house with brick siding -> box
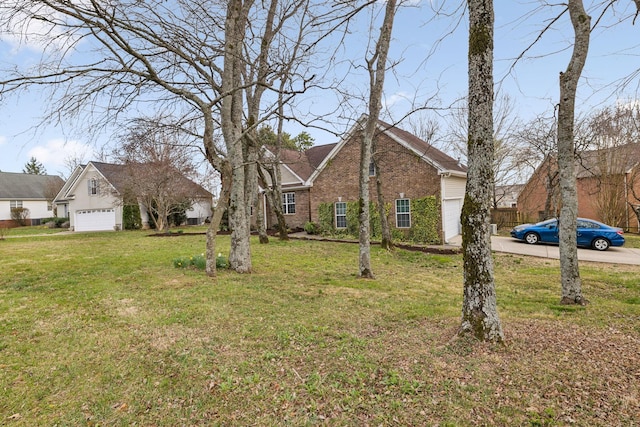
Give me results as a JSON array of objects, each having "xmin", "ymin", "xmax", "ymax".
[
  {"xmin": 259, "ymin": 116, "xmax": 468, "ymax": 244},
  {"xmin": 517, "ymin": 143, "xmax": 640, "ymax": 232}
]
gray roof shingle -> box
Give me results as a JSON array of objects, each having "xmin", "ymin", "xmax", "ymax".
[{"xmin": 0, "ymin": 172, "xmax": 64, "ymax": 200}]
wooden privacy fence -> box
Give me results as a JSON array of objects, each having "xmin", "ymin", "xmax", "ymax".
[{"xmin": 490, "ymin": 208, "xmax": 520, "ymax": 230}]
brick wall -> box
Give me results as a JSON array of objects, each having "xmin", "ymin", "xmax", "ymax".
[
  {"xmin": 518, "ymin": 159, "xmax": 640, "ymax": 231},
  {"xmin": 309, "ymin": 131, "xmax": 442, "ymax": 229}
]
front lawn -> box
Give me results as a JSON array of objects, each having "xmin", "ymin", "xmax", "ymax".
[{"xmin": 1, "ymin": 231, "xmax": 638, "ymax": 425}]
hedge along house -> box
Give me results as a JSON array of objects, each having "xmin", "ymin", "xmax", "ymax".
[
  {"xmin": 54, "ymin": 161, "xmax": 213, "ymax": 232},
  {"xmin": 259, "ymin": 116, "xmax": 468, "ymax": 244}
]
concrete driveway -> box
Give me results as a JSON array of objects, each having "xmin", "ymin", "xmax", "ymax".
[{"xmin": 449, "ymin": 235, "xmax": 640, "ymax": 266}]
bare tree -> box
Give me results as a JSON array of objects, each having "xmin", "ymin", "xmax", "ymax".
[
  {"xmin": 556, "ymin": 0, "xmax": 590, "ymax": 306},
  {"xmin": 357, "ymin": 0, "xmax": 398, "ymax": 278},
  {"xmin": 445, "ymin": 94, "xmax": 522, "ymax": 208},
  {"xmin": 0, "ymin": 0, "xmax": 329, "ymax": 276},
  {"xmin": 113, "ymin": 118, "xmax": 202, "ymax": 232},
  {"xmin": 581, "ymin": 104, "xmax": 640, "ymax": 227},
  {"xmin": 460, "ymin": 0, "xmax": 503, "ymax": 342},
  {"xmin": 515, "ymin": 114, "xmax": 560, "ymax": 221}
]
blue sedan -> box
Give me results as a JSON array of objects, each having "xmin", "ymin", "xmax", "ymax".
[{"xmin": 510, "ymin": 218, "xmax": 625, "ymax": 251}]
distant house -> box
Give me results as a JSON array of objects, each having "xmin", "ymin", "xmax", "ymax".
[
  {"xmin": 494, "ymin": 184, "xmax": 524, "ymax": 208},
  {"xmin": 518, "ymin": 143, "xmax": 640, "ymax": 231},
  {"xmin": 54, "ymin": 161, "xmax": 212, "ymax": 232},
  {"xmin": 0, "ymin": 172, "xmax": 64, "ymax": 227},
  {"xmin": 259, "ymin": 116, "xmax": 467, "ymax": 244}
]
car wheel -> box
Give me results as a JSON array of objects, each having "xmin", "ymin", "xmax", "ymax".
[
  {"xmin": 592, "ymin": 237, "xmax": 610, "ymax": 251},
  {"xmin": 524, "ymin": 232, "xmax": 539, "ymax": 245}
]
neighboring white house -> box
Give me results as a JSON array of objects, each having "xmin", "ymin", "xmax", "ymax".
[
  {"xmin": 54, "ymin": 161, "xmax": 212, "ymax": 232},
  {"xmin": 0, "ymin": 172, "xmax": 64, "ymax": 226}
]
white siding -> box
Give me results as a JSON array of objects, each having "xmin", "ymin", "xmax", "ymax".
[
  {"xmin": 0, "ymin": 200, "xmax": 52, "ymax": 221},
  {"xmin": 441, "ymin": 175, "xmax": 466, "ymax": 242},
  {"xmin": 67, "ymin": 165, "xmax": 122, "ymax": 230},
  {"xmin": 187, "ymin": 199, "xmax": 212, "ymax": 224},
  {"xmin": 0, "ymin": 200, "xmax": 11, "ymax": 221}
]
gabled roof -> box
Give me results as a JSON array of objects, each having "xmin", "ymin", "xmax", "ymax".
[
  {"xmin": 262, "ymin": 143, "xmax": 338, "ymax": 186},
  {"xmin": 54, "ymin": 161, "xmax": 212, "ymax": 202},
  {"xmin": 378, "ymin": 119, "xmax": 467, "ymax": 175},
  {"xmin": 305, "ymin": 116, "xmax": 466, "ymax": 185},
  {"xmin": 576, "ymin": 143, "xmax": 640, "ymax": 178},
  {"xmin": 0, "ymin": 172, "xmax": 64, "ymax": 200}
]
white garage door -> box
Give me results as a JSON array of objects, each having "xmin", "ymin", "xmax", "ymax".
[
  {"xmin": 443, "ymin": 199, "xmax": 462, "ymax": 242},
  {"xmin": 75, "ymin": 208, "xmax": 116, "ymax": 232}
]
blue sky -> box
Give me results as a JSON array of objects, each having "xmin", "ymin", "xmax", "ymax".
[{"xmin": 0, "ymin": 1, "xmax": 638, "ymax": 176}]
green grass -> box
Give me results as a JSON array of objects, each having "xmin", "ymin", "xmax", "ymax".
[
  {"xmin": 623, "ymin": 232, "xmax": 640, "ymax": 248},
  {"xmin": 1, "ymin": 225, "xmax": 69, "ymax": 237},
  {"xmin": 1, "ymin": 231, "xmax": 638, "ymax": 425}
]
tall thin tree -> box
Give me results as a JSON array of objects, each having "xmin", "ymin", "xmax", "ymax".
[
  {"xmin": 557, "ymin": 0, "xmax": 590, "ymax": 305},
  {"xmin": 358, "ymin": 0, "xmax": 397, "ymax": 278},
  {"xmin": 460, "ymin": 0, "xmax": 503, "ymax": 342}
]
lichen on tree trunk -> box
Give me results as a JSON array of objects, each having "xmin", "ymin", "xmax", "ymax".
[
  {"xmin": 460, "ymin": 0, "xmax": 503, "ymax": 343},
  {"xmin": 557, "ymin": 0, "xmax": 590, "ymax": 305}
]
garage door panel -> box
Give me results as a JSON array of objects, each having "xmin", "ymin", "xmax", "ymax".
[
  {"xmin": 75, "ymin": 208, "xmax": 116, "ymax": 232},
  {"xmin": 443, "ymin": 199, "xmax": 462, "ymax": 242}
]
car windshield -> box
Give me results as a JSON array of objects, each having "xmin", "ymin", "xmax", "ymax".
[{"xmin": 534, "ymin": 219, "xmax": 557, "ymax": 227}]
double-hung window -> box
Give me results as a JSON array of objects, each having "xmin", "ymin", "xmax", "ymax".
[
  {"xmin": 282, "ymin": 192, "xmax": 296, "ymax": 214},
  {"xmin": 10, "ymin": 200, "xmax": 23, "ymax": 209},
  {"xmin": 335, "ymin": 201, "xmax": 347, "ymax": 229},
  {"xmin": 88, "ymin": 178, "xmax": 98, "ymax": 196},
  {"xmin": 395, "ymin": 198, "xmax": 411, "ymax": 228},
  {"xmin": 368, "ymin": 161, "xmax": 376, "ymax": 177}
]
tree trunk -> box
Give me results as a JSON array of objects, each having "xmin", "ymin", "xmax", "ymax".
[
  {"xmin": 358, "ymin": 0, "xmax": 396, "ymax": 278},
  {"xmin": 228, "ymin": 146, "xmax": 252, "ymax": 273},
  {"xmin": 375, "ymin": 158, "xmax": 394, "ymax": 251},
  {"xmin": 358, "ymin": 126, "xmax": 374, "ymax": 278},
  {"xmin": 221, "ymin": 0, "xmax": 252, "ymax": 274},
  {"xmin": 256, "ymin": 190, "xmax": 270, "ymax": 244},
  {"xmin": 460, "ymin": 0, "xmax": 503, "ymax": 342},
  {"xmin": 557, "ymin": 0, "xmax": 590, "ymax": 305},
  {"xmin": 258, "ymin": 164, "xmax": 289, "ymax": 241},
  {"xmin": 206, "ymin": 162, "xmax": 232, "ymax": 277}
]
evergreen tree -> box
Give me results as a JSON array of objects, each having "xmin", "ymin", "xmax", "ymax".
[{"xmin": 23, "ymin": 157, "xmax": 47, "ymax": 175}]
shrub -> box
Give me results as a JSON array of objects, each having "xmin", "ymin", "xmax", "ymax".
[
  {"xmin": 304, "ymin": 222, "xmax": 320, "ymax": 235},
  {"xmin": 123, "ymin": 205, "xmax": 142, "ymax": 230},
  {"xmin": 40, "ymin": 217, "xmax": 70, "ymax": 228},
  {"xmin": 173, "ymin": 253, "xmax": 228, "ymax": 270},
  {"xmin": 10, "ymin": 207, "xmax": 30, "ymax": 226}
]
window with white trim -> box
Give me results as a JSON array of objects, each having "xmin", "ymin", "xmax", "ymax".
[
  {"xmin": 368, "ymin": 161, "xmax": 376, "ymax": 177},
  {"xmin": 10, "ymin": 200, "xmax": 23, "ymax": 209},
  {"xmin": 47, "ymin": 202, "xmax": 53, "ymax": 211},
  {"xmin": 335, "ymin": 201, "xmax": 347, "ymax": 229},
  {"xmin": 395, "ymin": 198, "xmax": 411, "ymax": 228},
  {"xmin": 282, "ymin": 192, "xmax": 296, "ymax": 214},
  {"xmin": 88, "ymin": 178, "xmax": 98, "ymax": 196}
]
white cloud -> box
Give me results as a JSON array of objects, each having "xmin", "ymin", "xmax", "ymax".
[
  {"xmin": 27, "ymin": 138, "xmax": 95, "ymax": 172},
  {"xmin": 1, "ymin": 7, "xmax": 77, "ymax": 54},
  {"xmin": 0, "ymin": 135, "xmax": 6, "ymax": 146},
  {"xmin": 383, "ymin": 91, "xmax": 412, "ymax": 109}
]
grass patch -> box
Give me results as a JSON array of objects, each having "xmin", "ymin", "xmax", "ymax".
[
  {"xmin": 3, "ymin": 225, "xmax": 68, "ymax": 236},
  {"xmin": 0, "ymin": 231, "xmax": 638, "ymax": 425}
]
